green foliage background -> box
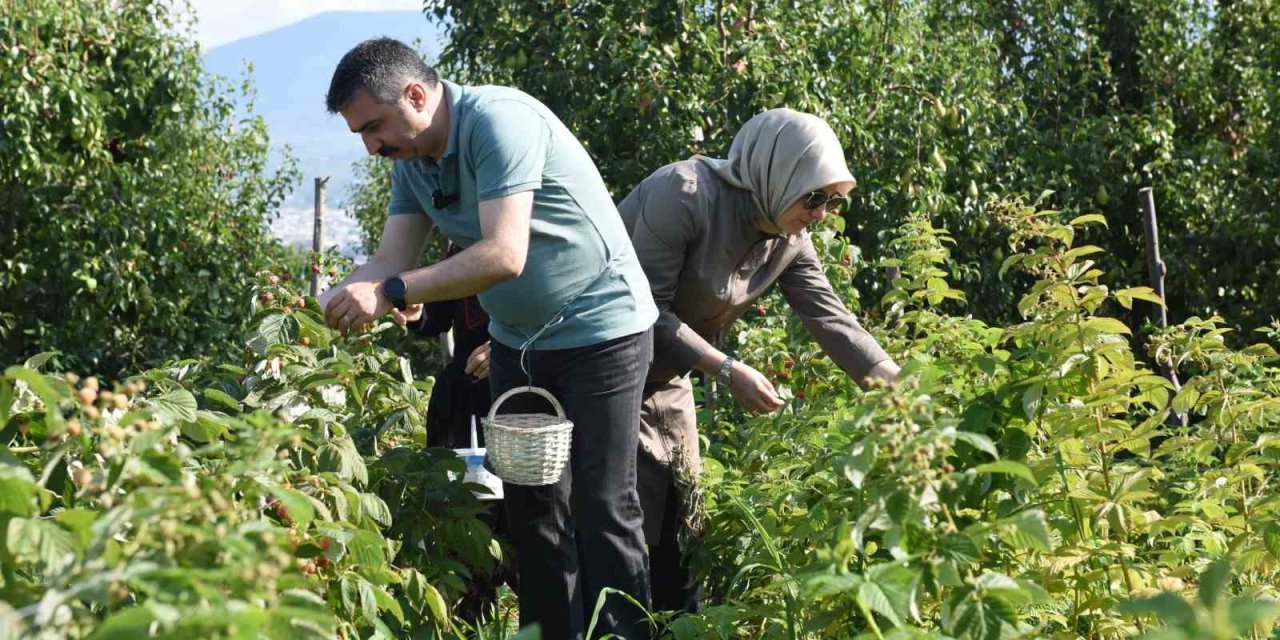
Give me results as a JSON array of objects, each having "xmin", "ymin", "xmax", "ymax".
[
  {"xmin": 0, "ymin": 0, "xmax": 299, "ymax": 375},
  {"xmin": 406, "ymin": 0, "xmax": 1279, "ymax": 334}
]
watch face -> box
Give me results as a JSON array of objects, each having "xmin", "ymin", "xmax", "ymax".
[
  {"xmin": 717, "ymin": 358, "xmax": 734, "ymax": 384},
  {"xmin": 385, "ymin": 277, "xmax": 407, "ymax": 309}
]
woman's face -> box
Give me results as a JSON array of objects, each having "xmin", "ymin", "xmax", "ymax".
[{"xmin": 764, "ymin": 181, "xmax": 854, "ymax": 235}]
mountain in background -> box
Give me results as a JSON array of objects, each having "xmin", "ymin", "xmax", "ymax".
[{"xmin": 203, "ymin": 11, "xmax": 444, "ymax": 254}]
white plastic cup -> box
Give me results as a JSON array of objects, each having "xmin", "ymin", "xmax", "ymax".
[{"xmin": 452, "ymin": 446, "xmax": 504, "ymax": 501}]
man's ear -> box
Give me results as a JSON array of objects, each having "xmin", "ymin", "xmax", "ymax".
[{"xmin": 405, "ymin": 82, "xmax": 429, "ymax": 111}]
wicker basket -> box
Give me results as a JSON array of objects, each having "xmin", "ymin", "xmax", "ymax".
[{"xmin": 482, "ymin": 386, "xmax": 573, "ymax": 486}]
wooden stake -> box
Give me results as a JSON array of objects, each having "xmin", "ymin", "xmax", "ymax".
[
  {"xmin": 885, "ymin": 249, "xmax": 901, "ymax": 289},
  {"xmin": 1140, "ymin": 187, "xmax": 1185, "ymax": 427},
  {"xmin": 1139, "ymin": 188, "xmax": 1169, "ymax": 330},
  {"xmin": 707, "ymin": 378, "xmax": 719, "ymax": 434},
  {"xmin": 311, "ymin": 177, "xmax": 329, "ymax": 297}
]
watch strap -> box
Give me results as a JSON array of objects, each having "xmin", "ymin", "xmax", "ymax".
[
  {"xmin": 382, "ymin": 276, "xmax": 408, "ymax": 311},
  {"xmin": 716, "ymin": 355, "xmax": 736, "ymax": 386}
]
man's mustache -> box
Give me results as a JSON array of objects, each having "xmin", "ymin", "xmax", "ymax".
[{"xmin": 377, "ymin": 146, "xmax": 401, "ymax": 157}]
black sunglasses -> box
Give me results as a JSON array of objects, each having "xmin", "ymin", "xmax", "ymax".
[{"xmin": 801, "ymin": 190, "xmax": 851, "ymax": 211}]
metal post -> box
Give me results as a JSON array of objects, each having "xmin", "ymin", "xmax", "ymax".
[{"xmin": 311, "ymin": 177, "xmax": 329, "ymax": 297}]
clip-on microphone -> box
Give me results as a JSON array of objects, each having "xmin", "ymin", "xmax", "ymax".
[{"xmin": 432, "ymin": 190, "xmax": 459, "ymax": 209}]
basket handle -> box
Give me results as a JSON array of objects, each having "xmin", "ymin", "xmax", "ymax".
[{"xmin": 488, "ymin": 385, "xmax": 567, "ymax": 422}]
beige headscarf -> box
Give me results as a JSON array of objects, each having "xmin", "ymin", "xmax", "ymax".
[{"xmin": 697, "ymin": 108, "xmax": 856, "ymax": 222}]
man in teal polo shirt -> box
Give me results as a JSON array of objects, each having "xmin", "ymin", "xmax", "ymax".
[{"xmin": 322, "ymin": 38, "xmax": 657, "ymax": 639}]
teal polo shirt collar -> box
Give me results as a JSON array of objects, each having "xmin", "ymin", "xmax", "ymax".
[{"xmin": 422, "ymin": 79, "xmax": 465, "ymax": 170}]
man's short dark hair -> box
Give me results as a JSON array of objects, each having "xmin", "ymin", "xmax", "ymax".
[{"xmin": 326, "ymin": 37, "xmax": 440, "ymax": 114}]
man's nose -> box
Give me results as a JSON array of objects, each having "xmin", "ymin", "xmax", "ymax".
[{"xmin": 361, "ymin": 132, "xmax": 378, "ymax": 155}]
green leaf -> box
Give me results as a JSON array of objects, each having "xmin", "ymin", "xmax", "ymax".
[
  {"xmin": 358, "ymin": 493, "xmax": 392, "ymax": 528},
  {"xmin": 358, "ymin": 578, "xmax": 379, "ymax": 624},
  {"xmin": 294, "ymin": 311, "xmax": 334, "ymax": 348},
  {"xmin": 300, "ymin": 407, "xmax": 340, "ymax": 424},
  {"xmin": 181, "ymin": 410, "xmax": 232, "ymax": 443},
  {"xmin": 348, "ymin": 528, "xmax": 388, "ymax": 569},
  {"xmin": 423, "ymin": 580, "xmax": 449, "ymax": 625},
  {"xmin": 262, "ymin": 604, "xmax": 335, "ymax": 638},
  {"xmin": 1228, "ymin": 597, "xmax": 1280, "ymax": 632},
  {"xmin": 1114, "ymin": 286, "xmax": 1165, "ymax": 310},
  {"xmin": 55, "ymin": 508, "xmax": 98, "ymax": 553},
  {"xmin": 398, "ymin": 356, "xmax": 413, "ymax": 384},
  {"xmin": 0, "ymin": 463, "xmax": 38, "ymax": 517},
  {"xmin": 839, "ymin": 440, "xmax": 878, "ymax": 489},
  {"xmin": 1118, "ymin": 592, "xmax": 1195, "ymax": 626},
  {"xmin": 974, "ymin": 461, "xmax": 1037, "ymax": 486},
  {"xmin": 1083, "ymin": 317, "xmax": 1132, "ymax": 336},
  {"xmin": 7, "ymin": 517, "xmax": 75, "ymax": 571},
  {"xmin": 974, "ymin": 572, "xmax": 1020, "ymax": 592},
  {"xmin": 998, "ymin": 253, "xmax": 1024, "ymax": 279},
  {"xmin": 22, "ymin": 352, "xmax": 57, "ymax": 371},
  {"xmin": 859, "ymin": 563, "xmax": 915, "ymax": 628},
  {"xmin": 1171, "ymin": 385, "xmax": 1201, "ymax": 415},
  {"xmin": 1264, "ymin": 524, "xmax": 1280, "ymax": 560},
  {"xmin": 1068, "ymin": 214, "xmax": 1108, "ymax": 227},
  {"xmin": 330, "ymin": 487, "xmax": 352, "ymax": 521},
  {"xmin": 267, "ymin": 486, "xmax": 316, "ymax": 531},
  {"xmin": 946, "ymin": 587, "xmax": 1015, "ymax": 640},
  {"xmin": 1198, "ymin": 558, "xmax": 1232, "ymax": 608},
  {"xmin": 89, "ymin": 602, "xmax": 181, "ymax": 640},
  {"xmin": 999, "ymin": 509, "xmax": 1052, "ymax": 551},
  {"xmin": 0, "ymin": 378, "xmax": 14, "ymax": 430},
  {"xmin": 402, "ymin": 569, "xmax": 426, "ymax": 607},
  {"xmin": 1021, "ymin": 383, "xmax": 1043, "ymax": 420},
  {"xmin": 340, "ymin": 573, "xmax": 360, "ymax": 618},
  {"xmin": 249, "ymin": 314, "xmax": 293, "ymax": 354},
  {"xmin": 149, "ymin": 389, "xmax": 198, "ymax": 424},
  {"xmin": 318, "ymin": 437, "xmax": 368, "ymax": 485},
  {"xmin": 280, "ymin": 588, "xmax": 329, "ymax": 610},
  {"xmin": 4, "ymin": 367, "xmax": 63, "ymax": 422},
  {"xmin": 1063, "ymin": 245, "xmax": 1105, "ymax": 262},
  {"xmin": 294, "ymin": 541, "xmax": 324, "ymax": 559},
  {"xmin": 937, "ymin": 533, "xmax": 979, "ymax": 565},
  {"xmin": 802, "ymin": 572, "xmax": 863, "ymax": 600},
  {"xmin": 201, "ymin": 388, "xmax": 240, "ymax": 411},
  {"xmin": 955, "ymin": 431, "xmax": 998, "ymax": 459},
  {"xmin": 371, "ymin": 582, "xmax": 405, "ymax": 625}
]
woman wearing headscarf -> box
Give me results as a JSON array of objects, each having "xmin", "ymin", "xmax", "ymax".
[{"xmin": 617, "ymin": 108, "xmax": 901, "ymax": 612}]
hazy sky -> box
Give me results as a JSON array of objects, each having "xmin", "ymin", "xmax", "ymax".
[{"xmin": 190, "ymin": 0, "xmax": 424, "ymax": 49}]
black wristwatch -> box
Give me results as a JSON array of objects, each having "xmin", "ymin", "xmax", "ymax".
[{"xmin": 381, "ymin": 276, "xmax": 408, "ymax": 311}]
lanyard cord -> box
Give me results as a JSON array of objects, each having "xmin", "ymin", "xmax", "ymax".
[{"xmin": 515, "ymin": 255, "xmax": 622, "ymax": 386}]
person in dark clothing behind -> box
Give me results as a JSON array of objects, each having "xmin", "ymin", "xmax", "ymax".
[
  {"xmin": 408, "ymin": 246, "xmax": 496, "ymax": 450},
  {"xmin": 400, "ymin": 244, "xmax": 512, "ymax": 622}
]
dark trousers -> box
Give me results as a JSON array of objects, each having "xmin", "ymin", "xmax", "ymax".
[
  {"xmin": 647, "ymin": 476, "xmax": 702, "ymax": 614},
  {"xmin": 489, "ymin": 329, "xmax": 654, "ymax": 640}
]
